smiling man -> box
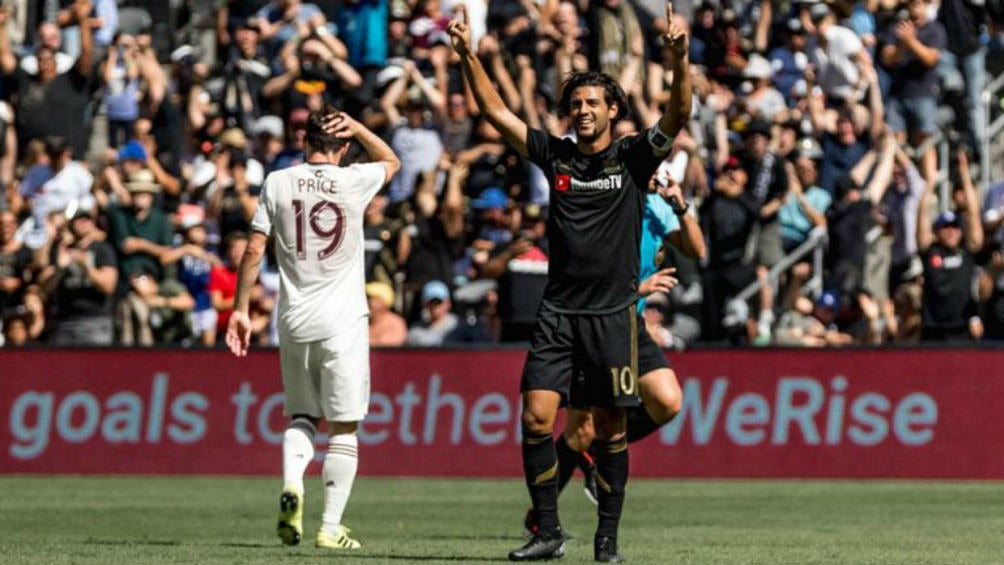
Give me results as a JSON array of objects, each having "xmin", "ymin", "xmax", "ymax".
[{"xmin": 448, "ymin": 2, "xmax": 691, "ymax": 561}]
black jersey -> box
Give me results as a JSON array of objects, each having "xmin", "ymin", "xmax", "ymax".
[
  {"xmin": 921, "ymin": 244, "xmax": 976, "ymax": 330},
  {"xmin": 526, "ymin": 128, "xmax": 662, "ymax": 314}
]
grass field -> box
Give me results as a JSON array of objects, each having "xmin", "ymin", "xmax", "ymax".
[{"xmin": 0, "ymin": 477, "xmax": 1000, "ymax": 565}]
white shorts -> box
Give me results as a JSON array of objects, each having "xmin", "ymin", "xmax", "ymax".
[
  {"xmin": 191, "ymin": 308, "xmax": 218, "ymax": 337},
  {"xmin": 280, "ymin": 315, "xmax": 370, "ymax": 422}
]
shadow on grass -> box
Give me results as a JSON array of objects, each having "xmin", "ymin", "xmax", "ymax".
[
  {"xmin": 84, "ymin": 539, "xmax": 180, "ymax": 546},
  {"xmin": 353, "ymin": 554, "xmax": 502, "ymax": 562}
]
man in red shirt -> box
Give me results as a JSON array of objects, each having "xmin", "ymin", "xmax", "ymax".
[{"xmin": 210, "ymin": 232, "xmax": 249, "ymax": 338}]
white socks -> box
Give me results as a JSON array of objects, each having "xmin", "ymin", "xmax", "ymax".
[
  {"xmin": 282, "ymin": 418, "xmax": 317, "ymax": 492},
  {"xmin": 321, "ymin": 433, "xmax": 359, "ymax": 534}
]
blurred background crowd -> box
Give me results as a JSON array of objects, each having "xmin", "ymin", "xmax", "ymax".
[{"xmin": 2, "ymin": 0, "xmax": 1004, "ymax": 349}]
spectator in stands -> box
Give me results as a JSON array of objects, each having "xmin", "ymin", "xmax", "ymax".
[
  {"xmin": 769, "ymin": 18, "xmax": 810, "ymax": 106},
  {"xmin": 916, "ymin": 151, "xmax": 984, "ymax": 341},
  {"xmin": 106, "ymin": 169, "xmax": 174, "ymax": 292},
  {"xmin": 879, "ymin": 0, "xmax": 946, "ymax": 187},
  {"xmin": 742, "ymin": 55, "xmax": 786, "ymax": 121},
  {"xmin": 699, "ymin": 156, "xmax": 761, "ymax": 342},
  {"xmin": 779, "ymin": 137, "xmax": 830, "ymax": 253},
  {"xmin": 210, "ymin": 231, "xmax": 249, "ymax": 343},
  {"xmin": 478, "ymin": 202, "xmax": 548, "ymax": 343},
  {"xmin": 0, "ymin": 210, "xmax": 34, "ymax": 313},
  {"xmin": 406, "ymin": 279, "xmax": 460, "ymax": 346},
  {"xmin": 117, "ymin": 264, "xmax": 196, "ymax": 346},
  {"xmin": 19, "ymin": 22, "xmax": 73, "ymax": 76},
  {"xmin": 825, "ymin": 135, "xmax": 895, "ymax": 312},
  {"xmin": 273, "ymin": 108, "xmax": 309, "ymax": 170},
  {"xmin": 774, "ymin": 289, "xmax": 854, "ymax": 347},
  {"xmin": 366, "ymin": 281, "xmax": 407, "ymax": 347},
  {"xmin": 218, "ymin": 18, "xmax": 271, "ymax": 129},
  {"xmin": 37, "ymin": 209, "xmax": 118, "ymax": 345},
  {"xmin": 255, "ymin": 0, "xmax": 327, "ymax": 55},
  {"xmin": 100, "ymin": 33, "xmax": 142, "ymax": 148},
  {"xmin": 161, "ymin": 209, "xmax": 220, "ymax": 346},
  {"xmin": 742, "ymin": 120, "xmax": 788, "ymax": 269},
  {"xmin": 20, "ymin": 137, "xmax": 94, "ymax": 226},
  {"xmin": 206, "ymin": 134, "xmax": 264, "ymax": 241},
  {"xmin": 403, "ymin": 162, "xmax": 464, "ymax": 311},
  {"xmin": 938, "ymin": 0, "xmax": 988, "ymax": 152},
  {"xmin": 0, "ymin": 1, "xmax": 95, "ymax": 158},
  {"xmin": 810, "ymin": 64, "xmax": 884, "ymax": 195},
  {"xmin": 880, "ymin": 142, "xmax": 926, "ymax": 295},
  {"xmin": 363, "ymin": 190, "xmax": 410, "ymax": 287},
  {"xmin": 981, "ymin": 249, "xmax": 1004, "ymax": 341},
  {"xmin": 442, "ymin": 91, "xmax": 474, "ymax": 157},
  {"xmin": 251, "ymin": 115, "xmax": 286, "ymax": 173},
  {"xmin": 381, "ymin": 60, "xmax": 445, "ymax": 202},
  {"xmin": 807, "ymin": 3, "xmax": 869, "ymax": 103}
]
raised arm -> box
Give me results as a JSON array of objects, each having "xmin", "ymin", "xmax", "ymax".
[
  {"xmin": 324, "ymin": 111, "xmax": 401, "ymax": 185},
  {"xmin": 957, "ymin": 150, "xmax": 984, "ymax": 254},
  {"xmin": 655, "ymin": 1, "xmax": 692, "ymax": 152},
  {"xmin": 0, "ymin": 8, "xmax": 16, "ymax": 76},
  {"xmin": 448, "ymin": 6, "xmax": 529, "ymax": 157}
]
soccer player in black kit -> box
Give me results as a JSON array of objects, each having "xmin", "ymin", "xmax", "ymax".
[{"xmin": 449, "ymin": 2, "xmax": 691, "ymax": 562}]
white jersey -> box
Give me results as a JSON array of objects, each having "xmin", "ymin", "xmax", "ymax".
[{"xmin": 251, "ymin": 161, "xmax": 386, "ymax": 342}]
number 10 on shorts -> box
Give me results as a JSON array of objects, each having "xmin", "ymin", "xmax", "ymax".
[{"xmin": 610, "ymin": 366, "xmax": 637, "ymax": 397}]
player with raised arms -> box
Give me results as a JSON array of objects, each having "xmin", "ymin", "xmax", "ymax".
[
  {"xmin": 448, "ymin": 2, "xmax": 691, "ymax": 561},
  {"xmin": 226, "ymin": 104, "xmax": 400, "ymax": 551}
]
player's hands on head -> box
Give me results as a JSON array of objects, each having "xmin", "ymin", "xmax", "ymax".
[
  {"xmin": 323, "ymin": 111, "xmax": 362, "ymax": 139},
  {"xmin": 226, "ymin": 310, "xmax": 253, "ymax": 357},
  {"xmin": 446, "ymin": 4, "xmax": 472, "ymax": 55},
  {"xmin": 639, "ymin": 267, "xmax": 678, "ymax": 296},
  {"xmin": 664, "ymin": 1, "xmax": 689, "ymax": 57}
]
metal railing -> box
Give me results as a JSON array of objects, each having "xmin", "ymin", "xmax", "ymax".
[
  {"xmin": 725, "ymin": 227, "xmax": 828, "ymax": 324},
  {"xmin": 982, "ymin": 71, "xmax": 1004, "ymax": 191}
]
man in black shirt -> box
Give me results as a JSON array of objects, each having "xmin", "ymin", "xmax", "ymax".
[
  {"xmin": 0, "ymin": 1, "xmax": 95, "ymax": 158},
  {"xmin": 449, "ymin": 2, "xmax": 691, "ymax": 561},
  {"xmin": 916, "ymin": 152, "xmax": 985, "ymax": 340}
]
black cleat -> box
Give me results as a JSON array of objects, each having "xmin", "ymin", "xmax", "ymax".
[
  {"xmin": 509, "ymin": 530, "xmax": 566, "ymax": 561},
  {"xmin": 594, "ymin": 536, "xmax": 624, "ymax": 562}
]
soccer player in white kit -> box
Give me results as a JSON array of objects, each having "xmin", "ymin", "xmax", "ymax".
[{"xmin": 226, "ymin": 105, "xmax": 400, "ymax": 550}]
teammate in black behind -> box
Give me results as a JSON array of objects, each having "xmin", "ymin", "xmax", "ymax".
[{"xmin": 449, "ymin": 3, "xmax": 691, "ymax": 562}]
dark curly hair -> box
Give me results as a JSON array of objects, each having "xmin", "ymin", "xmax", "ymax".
[
  {"xmin": 305, "ymin": 103, "xmax": 349, "ymax": 154},
  {"xmin": 557, "ymin": 71, "xmax": 630, "ymax": 123}
]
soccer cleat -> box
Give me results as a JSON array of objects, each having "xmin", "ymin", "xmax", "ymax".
[
  {"xmin": 276, "ymin": 484, "xmax": 303, "ymax": 546},
  {"xmin": 316, "ymin": 525, "xmax": 361, "ymax": 549},
  {"xmin": 509, "ymin": 529, "xmax": 566, "ymax": 561},
  {"xmin": 594, "ymin": 536, "xmax": 624, "ymax": 562}
]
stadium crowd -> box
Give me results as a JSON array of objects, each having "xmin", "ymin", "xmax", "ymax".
[{"xmin": 1, "ymin": 0, "xmax": 1004, "ymax": 349}]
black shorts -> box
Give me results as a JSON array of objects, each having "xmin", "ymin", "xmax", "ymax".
[{"xmin": 521, "ymin": 305, "xmax": 669, "ymax": 408}]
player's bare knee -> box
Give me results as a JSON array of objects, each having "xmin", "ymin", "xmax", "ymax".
[
  {"xmin": 521, "ymin": 390, "xmax": 560, "ymax": 435},
  {"xmin": 521, "ymin": 408, "xmax": 555, "ymax": 435}
]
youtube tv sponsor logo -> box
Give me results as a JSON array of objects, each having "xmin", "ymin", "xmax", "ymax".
[{"xmin": 1, "ymin": 349, "xmax": 1001, "ymax": 478}]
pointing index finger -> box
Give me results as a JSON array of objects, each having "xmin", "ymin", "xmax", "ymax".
[
  {"xmin": 666, "ymin": 0, "xmax": 673, "ymax": 23},
  {"xmin": 460, "ymin": 3, "xmax": 468, "ymax": 25}
]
